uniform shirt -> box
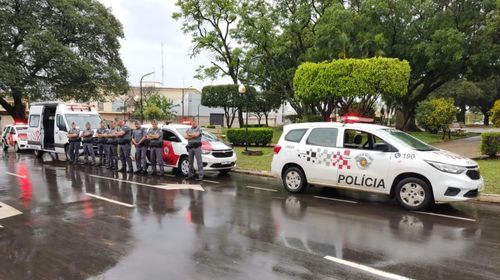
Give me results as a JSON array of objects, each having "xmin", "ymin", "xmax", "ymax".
[
  {"xmin": 133, "ymin": 128, "xmax": 146, "ymax": 144},
  {"xmin": 186, "ymin": 126, "xmax": 202, "ymax": 144},
  {"xmin": 96, "ymin": 127, "xmax": 108, "ymax": 143},
  {"xmin": 119, "ymin": 124, "xmax": 132, "ymax": 141},
  {"xmin": 68, "ymin": 128, "xmax": 81, "ymax": 141},
  {"xmin": 82, "ymin": 128, "xmax": 94, "ymax": 142},
  {"xmin": 148, "ymin": 128, "xmax": 163, "ymax": 142},
  {"xmin": 107, "ymin": 127, "xmax": 117, "ymax": 144}
]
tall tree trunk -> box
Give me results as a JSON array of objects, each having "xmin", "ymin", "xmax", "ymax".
[
  {"xmin": 483, "ymin": 111, "xmax": 490, "ymax": 125},
  {"xmin": 456, "ymin": 105, "xmax": 466, "ymax": 123},
  {"xmin": 238, "ymin": 109, "xmax": 244, "ymax": 127},
  {"xmin": 0, "ymin": 89, "xmax": 27, "ymax": 121}
]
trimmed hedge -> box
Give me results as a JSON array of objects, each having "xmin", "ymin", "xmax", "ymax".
[
  {"xmin": 481, "ymin": 132, "xmax": 500, "ymax": 157},
  {"xmin": 227, "ymin": 128, "xmax": 273, "ymax": 146}
]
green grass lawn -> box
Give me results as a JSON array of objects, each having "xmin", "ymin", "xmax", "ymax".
[
  {"xmin": 234, "ymin": 146, "xmax": 274, "ymax": 171},
  {"xmin": 476, "ymin": 159, "xmax": 500, "ymax": 195},
  {"xmin": 408, "ymin": 131, "xmax": 478, "ymax": 144}
]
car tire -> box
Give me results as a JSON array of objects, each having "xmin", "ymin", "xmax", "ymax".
[
  {"xmin": 34, "ymin": 149, "xmax": 43, "ymax": 158},
  {"xmin": 282, "ymin": 166, "xmax": 308, "ymax": 193},
  {"xmin": 395, "ymin": 177, "xmax": 433, "ymax": 211},
  {"xmin": 177, "ymin": 156, "xmax": 189, "ymax": 176}
]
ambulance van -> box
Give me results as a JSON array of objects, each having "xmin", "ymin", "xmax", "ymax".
[
  {"xmin": 271, "ymin": 119, "xmax": 484, "ymax": 211},
  {"xmin": 27, "ymin": 102, "xmax": 101, "ymax": 158}
]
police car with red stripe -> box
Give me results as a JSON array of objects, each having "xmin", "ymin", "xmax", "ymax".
[
  {"xmin": 143, "ymin": 123, "xmax": 237, "ymax": 176},
  {"xmin": 271, "ymin": 116, "xmax": 484, "ymax": 210},
  {"xmin": 1, "ymin": 123, "xmax": 29, "ymax": 152}
]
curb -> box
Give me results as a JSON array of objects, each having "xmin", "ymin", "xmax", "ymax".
[
  {"xmin": 473, "ymin": 194, "xmax": 500, "ymax": 204},
  {"xmin": 232, "ymin": 169, "xmax": 500, "ymax": 204}
]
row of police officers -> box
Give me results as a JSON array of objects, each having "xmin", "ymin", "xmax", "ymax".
[{"xmin": 67, "ymin": 119, "xmax": 165, "ymax": 175}]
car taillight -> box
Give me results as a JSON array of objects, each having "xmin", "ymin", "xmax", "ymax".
[
  {"xmin": 18, "ymin": 133, "xmax": 27, "ymax": 140},
  {"xmin": 273, "ymin": 145, "xmax": 282, "ymax": 154}
]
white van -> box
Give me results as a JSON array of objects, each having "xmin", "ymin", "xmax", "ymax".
[
  {"xmin": 271, "ymin": 121, "xmax": 484, "ymax": 210},
  {"xmin": 27, "ymin": 102, "xmax": 101, "ymax": 158}
]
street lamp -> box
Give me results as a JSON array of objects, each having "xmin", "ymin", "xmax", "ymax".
[{"xmin": 139, "ymin": 71, "xmax": 155, "ymax": 123}]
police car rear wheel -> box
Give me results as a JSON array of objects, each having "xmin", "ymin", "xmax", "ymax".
[
  {"xmin": 396, "ymin": 178, "xmax": 432, "ymax": 211},
  {"xmin": 283, "ymin": 167, "xmax": 307, "ymax": 193},
  {"xmin": 179, "ymin": 157, "xmax": 189, "ymax": 176}
]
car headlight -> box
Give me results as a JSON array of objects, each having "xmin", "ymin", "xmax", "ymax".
[
  {"xmin": 426, "ymin": 161, "xmax": 466, "ymax": 174},
  {"xmin": 201, "ymin": 149, "xmax": 211, "ymax": 155}
]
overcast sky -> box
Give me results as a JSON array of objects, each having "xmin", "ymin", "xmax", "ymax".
[{"xmin": 98, "ymin": 0, "xmax": 231, "ymax": 90}]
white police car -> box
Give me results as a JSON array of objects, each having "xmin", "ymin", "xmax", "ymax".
[{"xmin": 271, "ymin": 118, "xmax": 484, "ymax": 210}]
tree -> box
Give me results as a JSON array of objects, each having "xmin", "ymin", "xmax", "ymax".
[
  {"xmin": 250, "ymin": 90, "xmax": 282, "ymax": 126},
  {"xmin": 363, "ymin": 0, "xmax": 498, "ymax": 130},
  {"xmin": 490, "ymin": 99, "xmax": 500, "ymax": 128},
  {"xmin": 201, "ymin": 84, "xmax": 246, "ymax": 128},
  {"xmin": 475, "ymin": 76, "xmax": 500, "ymax": 125},
  {"xmin": 293, "ymin": 57, "xmax": 410, "ymax": 119},
  {"xmin": 173, "ymin": 0, "xmax": 246, "ymax": 127},
  {"xmin": 0, "ymin": 0, "xmax": 128, "ymax": 121},
  {"xmin": 432, "ymin": 79, "xmax": 483, "ymax": 123},
  {"xmin": 132, "ymin": 95, "xmax": 177, "ymax": 122},
  {"xmin": 416, "ymin": 98, "xmax": 457, "ymax": 138}
]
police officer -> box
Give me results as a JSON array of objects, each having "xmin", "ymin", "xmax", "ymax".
[
  {"xmin": 185, "ymin": 118, "xmax": 203, "ymax": 181},
  {"xmin": 95, "ymin": 120, "xmax": 108, "ymax": 166},
  {"xmin": 81, "ymin": 121, "xmax": 96, "ymax": 165},
  {"xmin": 132, "ymin": 120, "xmax": 147, "ymax": 174},
  {"xmin": 147, "ymin": 119, "xmax": 164, "ymax": 176},
  {"xmin": 116, "ymin": 119, "xmax": 133, "ymax": 173},
  {"xmin": 67, "ymin": 122, "xmax": 81, "ymax": 164},
  {"xmin": 106, "ymin": 121, "xmax": 118, "ymax": 170}
]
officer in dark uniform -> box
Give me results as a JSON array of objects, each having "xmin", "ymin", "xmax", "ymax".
[
  {"xmin": 116, "ymin": 119, "xmax": 133, "ymax": 173},
  {"xmin": 106, "ymin": 121, "xmax": 118, "ymax": 170},
  {"xmin": 147, "ymin": 119, "xmax": 164, "ymax": 176},
  {"xmin": 82, "ymin": 121, "xmax": 96, "ymax": 165},
  {"xmin": 95, "ymin": 120, "xmax": 108, "ymax": 166},
  {"xmin": 67, "ymin": 122, "xmax": 81, "ymax": 164},
  {"xmin": 132, "ymin": 120, "xmax": 147, "ymax": 174}
]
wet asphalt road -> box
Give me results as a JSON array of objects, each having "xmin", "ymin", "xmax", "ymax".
[{"xmin": 0, "ymin": 152, "xmax": 499, "ymax": 280}]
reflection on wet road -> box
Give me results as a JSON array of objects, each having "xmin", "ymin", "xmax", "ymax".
[{"xmin": 1, "ymin": 152, "xmax": 499, "ymax": 280}]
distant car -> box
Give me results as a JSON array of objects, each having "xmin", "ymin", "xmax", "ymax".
[
  {"xmin": 1, "ymin": 124, "xmax": 29, "ymax": 152},
  {"xmin": 142, "ymin": 123, "xmax": 237, "ymax": 175}
]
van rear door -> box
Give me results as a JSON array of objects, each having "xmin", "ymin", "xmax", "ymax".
[
  {"xmin": 54, "ymin": 113, "xmax": 68, "ymax": 153},
  {"xmin": 27, "ymin": 106, "xmax": 43, "ymax": 150}
]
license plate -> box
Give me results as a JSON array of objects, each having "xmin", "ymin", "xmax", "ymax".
[{"xmin": 222, "ymin": 162, "xmax": 231, "ymax": 165}]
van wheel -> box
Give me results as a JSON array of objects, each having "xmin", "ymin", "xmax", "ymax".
[
  {"xmin": 282, "ymin": 167, "xmax": 307, "ymax": 193},
  {"xmin": 395, "ymin": 178, "xmax": 433, "ymax": 211},
  {"xmin": 34, "ymin": 149, "xmax": 43, "ymax": 158}
]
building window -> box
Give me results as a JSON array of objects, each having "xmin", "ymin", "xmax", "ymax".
[
  {"xmin": 112, "ymin": 100, "xmax": 125, "ymax": 112},
  {"xmin": 97, "ymin": 102, "xmax": 104, "ymax": 111}
]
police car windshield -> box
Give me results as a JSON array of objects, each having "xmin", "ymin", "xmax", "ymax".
[
  {"xmin": 175, "ymin": 128, "xmax": 219, "ymax": 142},
  {"xmin": 382, "ymin": 129, "xmax": 436, "ymax": 151},
  {"xmin": 65, "ymin": 114, "xmax": 101, "ymax": 129}
]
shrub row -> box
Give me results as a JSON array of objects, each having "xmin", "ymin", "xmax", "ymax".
[
  {"xmin": 226, "ymin": 128, "xmax": 273, "ymax": 146},
  {"xmin": 480, "ymin": 132, "xmax": 500, "ymax": 157}
]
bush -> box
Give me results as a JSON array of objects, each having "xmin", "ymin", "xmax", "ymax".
[
  {"xmin": 481, "ymin": 132, "xmax": 500, "ymax": 157},
  {"xmin": 206, "ymin": 125, "xmax": 216, "ymax": 128},
  {"xmin": 490, "ymin": 99, "xmax": 500, "ymax": 128},
  {"xmin": 416, "ymin": 98, "xmax": 457, "ymax": 137},
  {"xmin": 244, "ymin": 124, "xmax": 266, "ymax": 128},
  {"xmin": 226, "ymin": 128, "xmax": 273, "ymax": 146}
]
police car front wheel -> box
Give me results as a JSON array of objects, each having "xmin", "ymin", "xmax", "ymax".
[
  {"xmin": 395, "ymin": 178, "xmax": 433, "ymax": 211},
  {"xmin": 282, "ymin": 167, "xmax": 307, "ymax": 193}
]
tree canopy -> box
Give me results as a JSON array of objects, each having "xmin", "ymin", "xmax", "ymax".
[
  {"xmin": 201, "ymin": 84, "xmax": 245, "ymax": 128},
  {"xmin": 294, "ymin": 57, "xmax": 410, "ymax": 118},
  {"xmin": 0, "ymin": 0, "xmax": 128, "ymax": 121}
]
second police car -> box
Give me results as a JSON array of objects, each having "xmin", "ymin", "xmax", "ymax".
[
  {"xmin": 271, "ymin": 117, "xmax": 484, "ymax": 210},
  {"xmin": 142, "ymin": 123, "xmax": 237, "ymax": 176}
]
